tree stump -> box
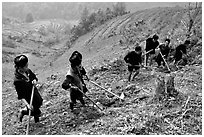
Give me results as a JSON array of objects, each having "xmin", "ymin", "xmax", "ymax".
[
  {"xmin": 154, "ymin": 76, "xmax": 166, "ymax": 100},
  {"xmin": 166, "ymin": 74, "xmax": 179, "ymax": 97},
  {"xmin": 154, "ymin": 74, "xmax": 179, "ymax": 100}
]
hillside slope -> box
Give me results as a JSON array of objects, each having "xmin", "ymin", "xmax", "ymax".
[
  {"xmin": 50, "ymin": 6, "xmax": 201, "ymax": 78},
  {"xmin": 2, "ymin": 6, "xmax": 202, "ymax": 135}
]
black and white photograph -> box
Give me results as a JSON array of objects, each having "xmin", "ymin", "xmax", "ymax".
[{"xmin": 1, "ymin": 1, "xmax": 202, "ymax": 135}]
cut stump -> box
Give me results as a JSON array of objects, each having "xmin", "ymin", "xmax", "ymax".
[{"xmin": 154, "ymin": 74, "xmax": 179, "ymax": 100}]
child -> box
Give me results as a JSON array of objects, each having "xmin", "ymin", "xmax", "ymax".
[
  {"xmin": 71, "ymin": 51, "xmax": 88, "ymax": 93},
  {"xmin": 13, "ymin": 55, "xmax": 43, "ymax": 123},
  {"xmin": 62, "ymin": 51, "xmax": 88, "ymax": 111},
  {"xmin": 124, "ymin": 46, "xmax": 142, "ymax": 81},
  {"xmin": 156, "ymin": 38, "xmax": 171, "ymax": 67}
]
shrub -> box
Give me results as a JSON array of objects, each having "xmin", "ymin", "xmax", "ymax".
[
  {"xmin": 38, "ymin": 26, "xmax": 48, "ymax": 36},
  {"xmin": 2, "ymin": 36, "xmax": 16, "ymax": 48},
  {"xmin": 25, "ymin": 13, "xmax": 34, "ymax": 23},
  {"xmin": 69, "ymin": 4, "xmax": 129, "ymax": 44}
]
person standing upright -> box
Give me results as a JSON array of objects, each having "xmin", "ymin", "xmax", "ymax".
[
  {"xmin": 144, "ymin": 34, "xmax": 160, "ymax": 66},
  {"xmin": 13, "ymin": 55, "xmax": 43, "ymax": 123}
]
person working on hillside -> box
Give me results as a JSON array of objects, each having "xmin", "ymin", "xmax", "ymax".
[
  {"xmin": 13, "ymin": 55, "xmax": 43, "ymax": 123},
  {"xmin": 144, "ymin": 34, "xmax": 160, "ymax": 66},
  {"xmin": 124, "ymin": 46, "xmax": 142, "ymax": 82},
  {"xmin": 155, "ymin": 38, "xmax": 171, "ymax": 67},
  {"xmin": 62, "ymin": 51, "xmax": 89, "ymax": 111},
  {"xmin": 173, "ymin": 40, "xmax": 190, "ymax": 66}
]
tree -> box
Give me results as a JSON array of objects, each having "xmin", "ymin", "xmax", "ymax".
[
  {"xmin": 105, "ymin": 7, "xmax": 113, "ymax": 20},
  {"xmin": 112, "ymin": 2, "xmax": 126, "ymax": 16},
  {"xmin": 89, "ymin": 12, "xmax": 96, "ymax": 24},
  {"xmin": 95, "ymin": 9, "xmax": 105, "ymax": 26},
  {"xmin": 81, "ymin": 7, "xmax": 89, "ymax": 23},
  {"xmin": 88, "ymin": 12, "xmax": 97, "ymax": 29},
  {"xmin": 80, "ymin": 7, "xmax": 90, "ymax": 32},
  {"xmin": 25, "ymin": 13, "xmax": 34, "ymax": 23},
  {"xmin": 181, "ymin": 2, "xmax": 202, "ymax": 39}
]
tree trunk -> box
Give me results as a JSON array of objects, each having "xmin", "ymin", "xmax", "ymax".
[
  {"xmin": 166, "ymin": 74, "xmax": 179, "ymax": 97},
  {"xmin": 154, "ymin": 74, "xmax": 178, "ymax": 99},
  {"xmin": 155, "ymin": 76, "xmax": 166, "ymax": 99}
]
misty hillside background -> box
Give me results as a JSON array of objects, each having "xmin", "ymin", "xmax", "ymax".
[{"xmin": 2, "ymin": 2, "xmax": 187, "ymax": 21}]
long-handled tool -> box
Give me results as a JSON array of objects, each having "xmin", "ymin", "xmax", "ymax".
[
  {"xmin": 131, "ymin": 64, "xmax": 152, "ymax": 68},
  {"xmin": 89, "ymin": 80, "xmax": 125, "ymax": 100},
  {"xmin": 159, "ymin": 52, "xmax": 171, "ymax": 73},
  {"xmin": 73, "ymin": 85, "xmax": 103, "ymax": 111},
  {"xmin": 142, "ymin": 49, "xmax": 153, "ymax": 57},
  {"xmin": 26, "ymin": 84, "xmax": 35, "ymax": 135}
]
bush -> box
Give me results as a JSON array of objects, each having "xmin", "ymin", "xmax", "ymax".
[
  {"xmin": 44, "ymin": 35, "xmax": 59, "ymax": 47},
  {"xmin": 2, "ymin": 36, "xmax": 16, "ymax": 48},
  {"xmin": 25, "ymin": 13, "xmax": 34, "ymax": 23},
  {"xmin": 69, "ymin": 4, "xmax": 129, "ymax": 44},
  {"xmin": 38, "ymin": 26, "xmax": 48, "ymax": 36},
  {"xmin": 64, "ymin": 24, "xmax": 71, "ymax": 34}
]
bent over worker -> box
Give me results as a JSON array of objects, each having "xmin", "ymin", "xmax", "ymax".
[{"xmin": 124, "ymin": 46, "xmax": 142, "ymax": 81}]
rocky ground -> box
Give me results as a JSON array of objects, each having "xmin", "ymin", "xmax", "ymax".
[{"xmin": 2, "ymin": 58, "xmax": 202, "ymax": 135}]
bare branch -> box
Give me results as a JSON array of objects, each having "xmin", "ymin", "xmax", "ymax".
[
  {"xmin": 185, "ymin": 2, "xmax": 201, "ymax": 38},
  {"xmin": 183, "ymin": 96, "xmax": 190, "ymax": 110}
]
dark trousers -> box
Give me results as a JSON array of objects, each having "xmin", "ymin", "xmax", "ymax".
[
  {"xmin": 70, "ymin": 88, "xmax": 85, "ymax": 105},
  {"xmin": 156, "ymin": 54, "xmax": 166, "ymax": 66},
  {"xmin": 23, "ymin": 88, "xmax": 43, "ymax": 122},
  {"xmin": 21, "ymin": 106, "xmax": 41, "ymax": 123}
]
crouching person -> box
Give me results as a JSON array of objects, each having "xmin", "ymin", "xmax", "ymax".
[
  {"xmin": 62, "ymin": 51, "xmax": 87, "ymax": 111},
  {"xmin": 124, "ymin": 46, "xmax": 142, "ymax": 81},
  {"xmin": 173, "ymin": 40, "xmax": 190, "ymax": 66},
  {"xmin": 13, "ymin": 55, "xmax": 43, "ymax": 123}
]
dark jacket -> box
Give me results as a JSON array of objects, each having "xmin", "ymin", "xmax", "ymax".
[
  {"xmin": 62, "ymin": 66, "xmax": 84, "ymax": 91},
  {"xmin": 159, "ymin": 44, "xmax": 170, "ymax": 57},
  {"xmin": 124, "ymin": 51, "xmax": 142, "ymax": 65},
  {"xmin": 13, "ymin": 69, "xmax": 43, "ymax": 108},
  {"xmin": 174, "ymin": 44, "xmax": 187, "ymax": 61},
  {"xmin": 62, "ymin": 66, "xmax": 87, "ymax": 101},
  {"xmin": 146, "ymin": 38, "xmax": 159, "ymax": 54}
]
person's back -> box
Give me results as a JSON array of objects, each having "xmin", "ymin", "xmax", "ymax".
[
  {"xmin": 174, "ymin": 40, "xmax": 189, "ymax": 63},
  {"xmin": 175, "ymin": 44, "xmax": 186, "ymax": 55},
  {"xmin": 62, "ymin": 51, "xmax": 84, "ymax": 91},
  {"xmin": 124, "ymin": 51, "xmax": 142, "ymax": 66},
  {"xmin": 63, "ymin": 66, "xmax": 83, "ymax": 90},
  {"xmin": 146, "ymin": 35, "xmax": 159, "ymax": 53},
  {"xmin": 174, "ymin": 40, "xmax": 190, "ymax": 66},
  {"xmin": 124, "ymin": 46, "xmax": 142, "ymax": 81},
  {"xmin": 146, "ymin": 37, "xmax": 154, "ymax": 51}
]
